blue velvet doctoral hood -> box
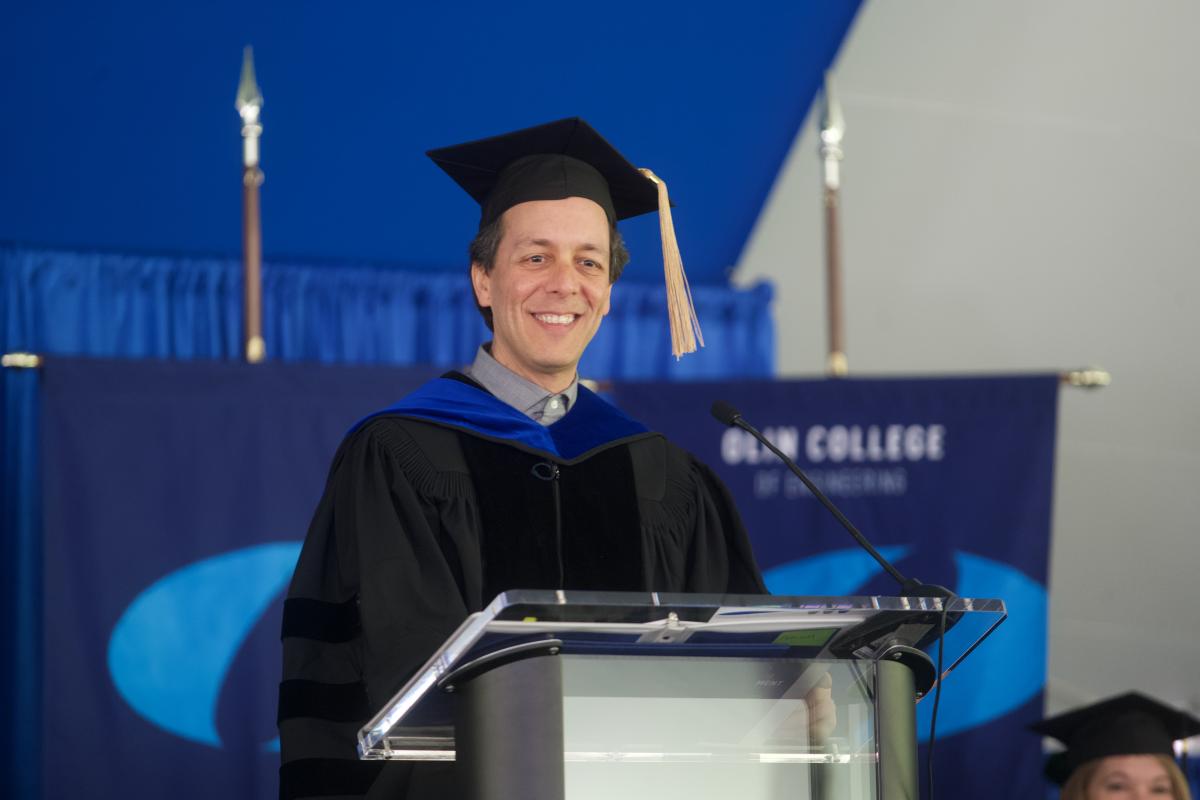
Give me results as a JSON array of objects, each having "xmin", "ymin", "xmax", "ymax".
[{"xmin": 357, "ymin": 375, "xmax": 652, "ymax": 462}]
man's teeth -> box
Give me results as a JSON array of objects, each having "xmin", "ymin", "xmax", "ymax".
[{"xmin": 535, "ymin": 313, "xmax": 576, "ymax": 325}]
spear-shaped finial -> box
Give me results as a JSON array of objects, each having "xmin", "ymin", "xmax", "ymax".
[
  {"xmin": 818, "ymin": 71, "xmax": 845, "ymax": 191},
  {"xmin": 236, "ymin": 47, "xmax": 263, "ymax": 115},
  {"xmin": 236, "ymin": 47, "xmax": 264, "ymax": 169}
]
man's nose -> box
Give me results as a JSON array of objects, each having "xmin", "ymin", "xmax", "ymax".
[{"xmin": 543, "ymin": 257, "xmax": 580, "ymax": 294}]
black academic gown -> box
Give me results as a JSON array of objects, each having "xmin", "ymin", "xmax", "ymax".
[{"xmin": 278, "ymin": 375, "xmax": 766, "ymax": 799}]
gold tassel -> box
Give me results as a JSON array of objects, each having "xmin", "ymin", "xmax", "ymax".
[{"xmin": 640, "ymin": 168, "xmax": 703, "ymax": 358}]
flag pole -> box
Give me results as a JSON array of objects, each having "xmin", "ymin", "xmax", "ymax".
[
  {"xmin": 236, "ymin": 47, "xmax": 265, "ymax": 364},
  {"xmin": 819, "ymin": 72, "xmax": 847, "ymax": 376}
]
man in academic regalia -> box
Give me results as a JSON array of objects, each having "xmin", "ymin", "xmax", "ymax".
[{"xmin": 276, "ymin": 119, "xmax": 770, "ymax": 799}]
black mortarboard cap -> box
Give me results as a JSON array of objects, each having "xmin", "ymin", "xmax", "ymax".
[
  {"xmin": 1031, "ymin": 692, "xmax": 1200, "ymax": 784},
  {"xmin": 428, "ymin": 117, "xmax": 705, "ymax": 358},
  {"xmin": 426, "ymin": 117, "xmax": 661, "ymax": 228}
]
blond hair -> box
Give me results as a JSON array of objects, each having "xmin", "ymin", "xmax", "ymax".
[{"xmin": 1059, "ymin": 754, "xmax": 1191, "ymax": 800}]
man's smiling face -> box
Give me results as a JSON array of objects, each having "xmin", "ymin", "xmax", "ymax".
[{"xmin": 471, "ymin": 196, "xmax": 613, "ymax": 392}]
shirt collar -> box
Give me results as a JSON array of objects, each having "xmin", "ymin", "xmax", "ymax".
[{"xmin": 463, "ymin": 343, "xmax": 579, "ymax": 419}]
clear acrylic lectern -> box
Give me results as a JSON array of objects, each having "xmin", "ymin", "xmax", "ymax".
[{"xmin": 358, "ymin": 591, "xmax": 1005, "ymax": 800}]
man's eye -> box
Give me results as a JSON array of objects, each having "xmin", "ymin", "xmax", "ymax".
[
  {"xmin": 528, "ymin": 255, "xmax": 545, "ymax": 263},
  {"xmin": 581, "ymin": 259, "xmax": 602, "ymax": 269}
]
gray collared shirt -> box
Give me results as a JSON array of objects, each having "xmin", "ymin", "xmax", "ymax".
[{"xmin": 462, "ymin": 344, "xmax": 578, "ymax": 426}]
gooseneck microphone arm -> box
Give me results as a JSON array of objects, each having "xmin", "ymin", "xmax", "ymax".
[{"xmin": 711, "ymin": 400, "xmax": 940, "ymax": 597}]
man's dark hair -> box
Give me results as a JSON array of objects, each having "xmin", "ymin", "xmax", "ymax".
[{"xmin": 468, "ymin": 216, "xmax": 631, "ymax": 330}]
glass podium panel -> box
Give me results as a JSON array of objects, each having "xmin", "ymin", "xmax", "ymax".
[
  {"xmin": 359, "ymin": 590, "xmax": 1006, "ymax": 765},
  {"xmin": 559, "ymin": 656, "xmax": 878, "ymax": 800}
]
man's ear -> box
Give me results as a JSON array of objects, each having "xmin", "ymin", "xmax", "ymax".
[{"xmin": 470, "ymin": 262, "xmax": 492, "ymax": 308}]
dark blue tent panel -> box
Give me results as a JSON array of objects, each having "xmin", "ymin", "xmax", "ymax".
[{"xmin": 0, "ymin": 2, "xmax": 862, "ymax": 283}]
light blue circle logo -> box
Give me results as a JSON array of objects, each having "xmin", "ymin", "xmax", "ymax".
[
  {"xmin": 107, "ymin": 542, "xmax": 302, "ymax": 749},
  {"xmin": 763, "ymin": 546, "xmax": 1046, "ymax": 740}
]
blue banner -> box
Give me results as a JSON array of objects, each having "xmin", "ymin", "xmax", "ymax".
[
  {"xmin": 40, "ymin": 362, "xmax": 1056, "ymax": 798},
  {"xmin": 611, "ymin": 375, "xmax": 1060, "ymax": 800},
  {"xmin": 40, "ymin": 358, "xmax": 437, "ymax": 798}
]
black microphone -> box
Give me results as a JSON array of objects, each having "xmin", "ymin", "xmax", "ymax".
[
  {"xmin": 711, "ymin": 400, "xmax": 949, "ymax": 599},
  {"xmin": 710, "ymin": 400, "xmax": 744, "ymax": 428}
]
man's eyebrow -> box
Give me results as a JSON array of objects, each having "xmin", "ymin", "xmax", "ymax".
[{"xmin": 514, "ymin": 237, "xmax": 605, "ymax": 253}]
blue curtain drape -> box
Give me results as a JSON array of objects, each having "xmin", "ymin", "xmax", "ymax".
[
  {"xmin": 2, "ymin": 244, "xmax": 773, "ymax": 376},
  {"xmin": 1, "ymin": 242, "xmax": 774, "ymax": 798},
  {"xmin": 0, "ymin": 365, "xmax": 40, "ymax": 799}
]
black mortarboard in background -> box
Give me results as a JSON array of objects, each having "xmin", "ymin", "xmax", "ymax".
[
  {"xmin": 1031, "ymin": 692, "xmax": 1200, "ymax": 784},
  {"xmin": 427, "ymin": 118, "xmax": 703, "ymax": 358}
]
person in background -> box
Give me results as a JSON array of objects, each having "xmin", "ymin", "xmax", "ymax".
[{"xmin": 1032, "ymin": 692, "xmax": 1199, "ymax": 799}]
